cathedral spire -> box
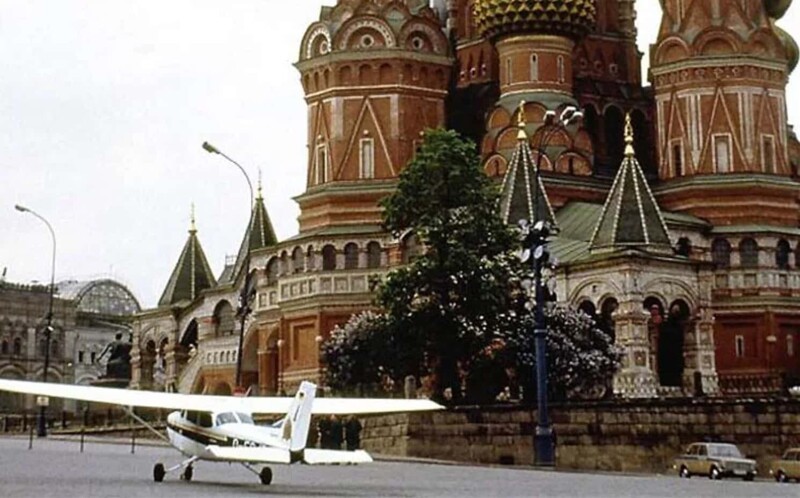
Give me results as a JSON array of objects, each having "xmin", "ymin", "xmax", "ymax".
[
  {"xmin": 221, "ymin": 189, "xmax": 279, "ymax": 285},
  {"xmin": 589, "ymin": 113, "xmax": 672, "ymax": 253},
  {"xmin": 517, "ymin": 100, "xmax": 528, "ymax": 141},
  {"xmin": 499, "ymin": 102, "xmax": 558, "ymax": 228},
  {"xmin": 189, "ymin": 202, "xmax": 197, "ymax": 234},
  {"xmin": 159, "ymin": 209, "xmax": 217, "ymax": 306}
]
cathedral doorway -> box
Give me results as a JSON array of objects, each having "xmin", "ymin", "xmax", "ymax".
[{"xmin": 655, "ymin": 299, "xmax": 689, "ymax": 387}]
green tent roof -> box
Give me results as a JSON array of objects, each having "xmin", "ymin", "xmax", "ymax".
[{"xmin": 158, "ymin": 222, "xmax": 217, "ymax": 306}]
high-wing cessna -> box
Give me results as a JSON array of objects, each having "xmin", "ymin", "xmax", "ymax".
[{"xmin": 0, "ymin": 379, "xmax": 441, "ymax": 485}]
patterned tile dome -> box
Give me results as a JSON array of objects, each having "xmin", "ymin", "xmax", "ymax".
[{"xmin": 473, "ymin": 0, "xmax": 596, "ymax": 41}]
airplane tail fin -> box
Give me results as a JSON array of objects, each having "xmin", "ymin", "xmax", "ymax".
[{"xmin": 279, "ymin": 381, "xmax": 316, "ymax": 452}]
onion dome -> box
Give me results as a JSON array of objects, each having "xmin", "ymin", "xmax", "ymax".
[
  {"xmin": 764, "ymin": 0, "xmax": 792, "ymax": 19},
  {"xmin": 473, "ymin": 0, "xmax": 596, "ymax": 41},
  {"xmin": 775, "ymin": 25, "xmax": 799, "ymax": 73}
]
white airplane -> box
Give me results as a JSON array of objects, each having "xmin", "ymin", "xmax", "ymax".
[{"xmin": 0, "ymin": 378, "xmax": 441, "ymax": 485}]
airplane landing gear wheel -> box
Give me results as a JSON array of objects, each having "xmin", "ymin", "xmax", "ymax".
[
  {"xmin": 182, "ymin": 465, "xmax": 193, "ymax": 482},
  {"xmin": 153, "ymin": 463, "xmax": 165, "ymax": 483},
  {"xmin": 259, "ymin": 466, "xmax": 272, "ymax": 485}
]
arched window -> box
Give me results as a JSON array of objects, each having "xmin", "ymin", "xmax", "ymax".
[
  {"xmin": 796, "ymin": 243, "xmax": 800, "ymax": 269},
  {"xmin": 1, "ymin": 340, "xmax": 8, "ymax": 355},
  {"xmin": 557, "ymin": 55, "xmax": 565, "ymax": 83},
  {"xmin": 711, "ymin": 238, "xmax": 731, "ymax": 268},
  {"xmin": 280, "ymin": 251, "xmax": 290, "ymax": 275},
  {"xmin": 292, "ymin": 247, "xmax": 305, "ymax": 273},
  {"xmin": 530, "ymin": 53, "xmax": 539, "ymax": 81},
  {"xmin": 214, "ymin": 301, "xmax": 236, "ymax": 337},
  {"xmin": 776, "ymin": 239, "xmax": 791, "ymax": 269},
  {"xmin": 401, "ymin": 233, "xmax": 422, "ymax": 264},
  {"xmin": 51, "ymin": 340, "xmax": 59, "ymax": 358},
  {"xmin": 739, "ymin": 238, "xmax": 759, "ymax": 268},
  {"xmin": 306, "ymin": 245, "xmax": 316, "ymax": 271},
  {"xmin": 604, "ymin": 106, "xmax": 625, "ymax": 172},
  {"xmin": 344, "ymin": 243, "xmax": 359, "ymax": 270},
  {"xmin": 578, "ymin": 300, "xmax": 596, "ymax": 320},
  {"xmin": 366, "ymin": 241, "xmax": 382, "ymax": 269},
  {"xmin": 322, "ymin": 245, "xmax": 337, "ymax": 271},
  {"xmin": 599, "ymin": 298, "xmax": 618, "ymax": 343},
  {"xmin": 676, "ymin": 237, "xmax": 691, "ymax": 257},
  {"xmin": 266, "ymin": 257, "xmax": 279, "ymax": 285},
  {"xmin": 13, "ymin": 338, "xmax": 22, "ymax": 356}
]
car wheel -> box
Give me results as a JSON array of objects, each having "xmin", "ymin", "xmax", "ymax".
[
  {"xmin": 776, "ymin": 471, "xmax": 787, "ymax": 483},
  {"xmin": 709, "ymin": 466, "xmax": 721, "ymax": 480},
  {"xmin": 743, "ymin": 472, "xmax": 754, "ymax": 481},
  {"xmin": 679, "ymin": 466, "xmax": 690, "ymax": 478}
]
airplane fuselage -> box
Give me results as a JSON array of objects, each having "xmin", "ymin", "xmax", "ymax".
[{"xmin": 166, "ymin": 410, "xmax": 287, "ymax": 461}]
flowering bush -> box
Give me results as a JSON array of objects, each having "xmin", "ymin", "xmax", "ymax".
[{"xmin": 494, "ymin": 305, "xmax": 623, "ymax": 401}]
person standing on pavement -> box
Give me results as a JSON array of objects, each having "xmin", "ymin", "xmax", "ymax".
[{"xmin": 345, "ymin": 415, "xmax": 362, "ymax": 451}]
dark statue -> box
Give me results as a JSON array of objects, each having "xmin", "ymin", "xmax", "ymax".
[{"xmin": 98, "ymin": 332, "xmax": 132, "ymax": 380}]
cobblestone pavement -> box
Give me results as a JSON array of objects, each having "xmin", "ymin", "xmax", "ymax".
[{"xmin": 0, "ymin": 437, "xmax": 797, "ymax": 497}]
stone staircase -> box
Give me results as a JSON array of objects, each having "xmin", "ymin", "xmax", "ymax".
[{"xmin": 177, "ymin": 353, "xmax": 202, "ymax": 394}]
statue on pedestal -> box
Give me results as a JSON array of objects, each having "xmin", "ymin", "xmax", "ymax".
[{"xmin": 97, "ymin": 332, "xmax": 132, "ymax": 380}]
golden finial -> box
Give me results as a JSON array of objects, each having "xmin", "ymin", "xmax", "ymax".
[
  {"xmin": 257, "ymin": 168, "xmax": 263, "ymax": 200},
  {"xmin": 189, "ymin": 203, "xmax": 197, "ymax": 233},
  {"xmin": 517, "ymin": 100, "xmax": 527, "ymax": 140},
  {"xmin": 624, "ymin": 112, "xmax": 635, "ymax": 157}
]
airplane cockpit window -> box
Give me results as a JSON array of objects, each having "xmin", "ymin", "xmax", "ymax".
[
  {"xmin": 236, "ymin": 412, "xmax": 254, "ymax": 424},
  {"xmin": 216, "ymin": 412, "xmax": 238, "ymax": 425},
  {"xmin": 186, "ymin": 410, "xmax": 213, "ymax": 427}
]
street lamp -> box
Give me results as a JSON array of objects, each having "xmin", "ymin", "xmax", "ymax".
[
  {"xmin": 202, "ymin": 142, "xmax": 255, "ymax": 394},
  {"xmin": 15, "ymin": 204, "xmax": 56, "ymax": 437},
  {"xmin": 519, "ymin": 103, "xmax": 582, "ymax": 466}
]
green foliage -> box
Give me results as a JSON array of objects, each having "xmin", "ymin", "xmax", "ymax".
[{"xmin": 322, "ymin": 128, "xmax": 621, "ymax": 403}]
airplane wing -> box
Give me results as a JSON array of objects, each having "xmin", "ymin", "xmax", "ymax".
[
  {"xmin": 0, "ymin": 379, "xmax": 442, "ymax": 414},
  {"xmin": 303, "ymin": 449, "xmax": 373, "ymax": 465},
  {"xmin": 205, "ymin": 445, "xmax": 291, "ymax": 464}
]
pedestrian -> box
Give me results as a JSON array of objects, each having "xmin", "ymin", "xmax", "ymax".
[
  {"xmin": 344, "ymin": 415, "xmax": 362, "ymax": 451},
  {"xmin": 317, "ymin": 416, "xmax": 332, "ymax": 449},
  {"xmin": 329, "ymin": 414, "xmax": 343, "ymax": 450}
]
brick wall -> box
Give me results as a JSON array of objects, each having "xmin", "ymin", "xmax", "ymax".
[{"xmin": 361, "ymin": 398, "xmax": 800, "ymax": 473}]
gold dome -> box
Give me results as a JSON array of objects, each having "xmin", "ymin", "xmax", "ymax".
[{"xmin": 473, "ymin": 0, "xmax": 596, "ymax": 41}]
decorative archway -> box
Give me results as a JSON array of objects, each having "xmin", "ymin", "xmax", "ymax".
[
  {"xmin": 658, "ymin": 299, "xmax": 690, "ymax": 387},
  {"xmin": 599, "ymin": 297, "xmax": 618, "ymax": 343}
]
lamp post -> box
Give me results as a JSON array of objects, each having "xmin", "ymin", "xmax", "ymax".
[
  {"xmin": 15, "ymin": 204, "xmax": 56, "ymax": 437},
  {"xmin": 521, "ymin": 104, "xmax": 582, "ymax": 466},
  {"xmin": 202, "ymin": 142, "xmax": 254, "ymax": 394}
]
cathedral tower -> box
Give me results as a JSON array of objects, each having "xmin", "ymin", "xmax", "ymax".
[
  {"xmin": 650, "ymin": 0, "xmax": 799, "ymax": 225},
  {"xmin": 295, "ymin": 0, "xmax": 452, "ymax": 233}
]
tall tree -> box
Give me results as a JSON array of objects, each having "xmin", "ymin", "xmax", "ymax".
[{"xmin": 378, "ymin": 129, "xmax": 520, "ymax": 400}]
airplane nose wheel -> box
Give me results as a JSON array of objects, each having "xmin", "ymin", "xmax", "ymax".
[
  {"xmin": 153, "ymin": 463, "xmax": 165, "ymax": 483},
  {"xmin": 259, "ymin": 466, "xmax": 272, "ymax": 485},
  {"xmin": 181, "ymin": 465, "xmax": 193, "ymax": 482}
]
